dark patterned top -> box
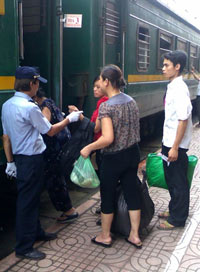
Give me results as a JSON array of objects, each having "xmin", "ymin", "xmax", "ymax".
[
  {"xmin": 98, "ymin": 92, "xmax": 140, "ymax": 153},
  {"xmin": 40, "ymin": 98, "xmax": 71, "ymax": 161}
]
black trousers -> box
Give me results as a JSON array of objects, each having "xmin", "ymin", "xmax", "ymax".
[
  {"xmin": 162, "ymin": 145, "xmax": 189, "ymax": 227},
  {"xmin": 45, "ymin": 162, "xmax": 72, "ymax": 212},
  {"xmin": 14, "ymin": 154, "xmax": 45, "ymax": 254},
  {"xmin": 100, "ymin": 144, "xmax": 141, "ymax": 214},
  {"xmin": 196, "ymin": 95, "xmax": 200, "ymax": 123}
]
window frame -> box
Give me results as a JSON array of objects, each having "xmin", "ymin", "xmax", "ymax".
[
  {"xmin": 136, "ymin": 22, "xmax": 150, "ymax": 72},
  {"xmin": 190, "ymin": 43, "xmax": 199, "ymax": 71},
  {"xmin": 176, "ymin": 38, "xmax": 189, "ymax": 71},
  {"xmin": 157, "ymin": 30, "xmax": 174, "ymax": 69}
]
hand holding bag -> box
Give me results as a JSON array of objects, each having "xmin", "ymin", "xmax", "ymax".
[
  {"xmin": 146, "ymin": 153, "xmax": 198, "ymax": 189},
  {"xmin": 70, "ymin": 155, "xmax": 100, "ymax": 189}
]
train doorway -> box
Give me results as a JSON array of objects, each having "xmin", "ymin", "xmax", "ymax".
[{"xmin": 17, "ymin": 0, "xmax": 62, "ymax": 106}]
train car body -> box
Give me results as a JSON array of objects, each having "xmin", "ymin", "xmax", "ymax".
[{"xmin": 0, "ymin": 0, "xmax": 200, "ymax": 165}]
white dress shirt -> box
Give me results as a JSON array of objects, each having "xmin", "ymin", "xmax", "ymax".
[
  {"xmin": 2, "ymin": 92, "xmax": 52, "ymax": 155},
  {"xmin": 163, "ymin": 76, "xmax": 193, "ymax": 149}
]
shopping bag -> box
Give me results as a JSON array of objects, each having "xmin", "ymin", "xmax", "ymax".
[
  {"xmin": 111, "ymin": 174, "xmax": 155, "ymax": 236},
  {"xmin": 146, "ymin": 153, "xmax": 198, "ymax": 189},
  {"xmin": 70, "ymin": 155, "xmax": 100, "ymax": 189}
]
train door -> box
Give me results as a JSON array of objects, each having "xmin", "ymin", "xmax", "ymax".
[
  {"xmin": 17, "ymin": 0, "xmax": 62, "ymax": 106},
  {"xmin": 102, "ymin": 0, "xmax": 121, "ymax": 67}
]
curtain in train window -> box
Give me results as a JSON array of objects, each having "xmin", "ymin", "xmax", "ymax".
[
  {"xmin": 190, "ymin": 44, "xmax": 198, "ymax": 71},
  {"xmin": 105, "ymin": 2, "xmax": 120, "ymax": 45},
  {"xmin": 137, "ymin": 25, "xmax": 150, "ymax": 71},
  {"xmin": 158, "ymin": 31, "xmax": 173, "ymax": 68}
]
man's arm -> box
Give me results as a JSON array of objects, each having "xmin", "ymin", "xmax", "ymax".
[
  {"xmin": 47, "ymin": 111, "xmax": 83, "ymax": 137},
  {"xmin": 191, "ymin": 67, "xmax": 200, "ymax": 81},
  {"xmin": 2, "ymin": 134, "xmax": 14, "ymax": 162},
  {"xmin": 168, "ymin": 119, "xmax": 188, "ymax": 162},
  {"xmin": 2, "ymin": 134, "xmax": 17, "ymax": 178}
]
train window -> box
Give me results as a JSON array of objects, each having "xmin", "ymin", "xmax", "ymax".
[
  {"xmin": 177, "ymin": 39, "xmax": 187, "ymax": 53},
  {"xmin": 158, "ymin": 31, "xmax": 174, "ymax": 68},
  {"xmin": 190, "ymin": 44, "xmax": 198, "ymax": 70},
  {"xmin": 137, "ymin": 24, "xmax": 150, "ymax": 71},
  {"xmin": 177, "ymin": 39, "xmax": 188, "ymax": 71},
  {"xmin": 105, "ymin": 2, "xmax": 120, "ymax": 44}
]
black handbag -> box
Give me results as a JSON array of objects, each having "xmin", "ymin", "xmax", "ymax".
[{"xmin": 111, "ymin": 171, "xmax": 155, "ymax": 236}]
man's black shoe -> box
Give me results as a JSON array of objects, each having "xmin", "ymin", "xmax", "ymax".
[
  {"xmin": 36, "ymin": 232, "xmax": 57, "ymax": 241},
  {"xmin": 16, "ymin": 249, "xmax": 46, "ymax": 260}
]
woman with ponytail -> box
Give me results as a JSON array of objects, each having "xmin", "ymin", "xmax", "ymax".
[{"xmin": 81, "ymin": 64, "xmax": 142, "ymax": 248}]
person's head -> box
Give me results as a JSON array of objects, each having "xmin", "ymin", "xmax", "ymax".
[
  {"xmin": 14, "ymin": 66, "xmax": 47, "ymax": 96},
  {"xmin": 33, "ymin": 87, "xmax": 46, "ymax": 104},
  {"xmin": 93, "ymin": 76, "xmax": 104, "ymax": 98},
  {"xmin": 162, "ymin": 50, "xmax": 187, "ymax": 80},
  {"xmin": 99, "ymin": 65, "xmax": 126, "ymax": 93}
]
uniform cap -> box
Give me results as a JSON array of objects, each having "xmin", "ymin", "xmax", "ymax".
[{"xmin": 15, "ymin": 66, "xmax": 47, "ymax": 83}]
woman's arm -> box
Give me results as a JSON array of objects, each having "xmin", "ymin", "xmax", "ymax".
[
  {"xmin": 80, "ymin": 117, "xmax": 114, "ymax": 158},
  {"xmin": 94, "ymin": 119, "xmax": 101, "ymax": 133},
  {"xmin": 42, "ymin": 106, "xmax": 51, "ymax": 122}
]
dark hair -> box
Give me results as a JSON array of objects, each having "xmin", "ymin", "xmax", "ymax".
[
  {"xmin": 93, "ymin": 76, "xmax": 100, "ymax": 85},
  {"xmin": 101, "ymin": 64, "xmax": 126, "ymax": 89},
  {"xmin": 36, "ymin": 87, "xmax": 46, "ymax": 98},
  {"xmin": 14, "ymin": 78, "xmax": 38, "ymax": 92},
  {"xmin": 163, "ymin": 50, "xmax": 187, "ymax": 74}
]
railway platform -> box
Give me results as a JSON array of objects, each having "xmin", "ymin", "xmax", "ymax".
[{"xmin": 0, "ymin": 125, "xmax": 200, "ymax": 272}]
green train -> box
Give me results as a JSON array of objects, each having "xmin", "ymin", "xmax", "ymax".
[{"xmin": 0, "ymin": 0, "xmax": 200, "ymax": 165}]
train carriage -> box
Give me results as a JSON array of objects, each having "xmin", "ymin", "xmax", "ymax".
[{"xmin": 0, "ymin": 0, "xmax": 200, "ymax": 166}]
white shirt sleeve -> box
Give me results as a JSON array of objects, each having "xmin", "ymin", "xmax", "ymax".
[
  {"xmin": 29, "ymin": 105, "xmax": 52, "ymax": 134},
  {"xmin": 174, "ymin": 87, "xmax": 192, "ymax": 121}
]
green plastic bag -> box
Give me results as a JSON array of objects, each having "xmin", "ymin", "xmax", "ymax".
[
  {"xmin": 70, "ymin": 155, "xmax": 100, "ymax": 189},
  {"xmin": 146, "ymin": 153, "xmax": 198, "ymax": 189}
]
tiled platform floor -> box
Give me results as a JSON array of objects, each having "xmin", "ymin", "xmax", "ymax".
[{"xmin": 1, "ymin": 126, "xmax": 200, "ymax": 272}]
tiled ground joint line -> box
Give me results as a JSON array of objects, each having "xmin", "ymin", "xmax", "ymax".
[{"xmin": 164, "ymin": 198, "xmax": 200, "ymax": 272}]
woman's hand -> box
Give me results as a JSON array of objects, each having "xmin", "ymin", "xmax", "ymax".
[
  {"xmin": 68, "ymin": 105, "xmax": 84, "ymax": 120},
  {"xmin": 68, "ymin": 105, "xmax": 79, "ymax": 113},
  {"xmin": 80, "ymin": 145, "xmax": 92, "ymax": 158}
]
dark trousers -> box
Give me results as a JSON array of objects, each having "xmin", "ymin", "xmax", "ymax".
[
  {"xmin": 100, "ymin": 144, "xmax": 141, "ymax": 214},
  {"xmin": 196, "ymin": 95, "xmax": 200, "ymax": 123},
  {"xmin": 162, "ymin": 145, "xmax": 189, "ymax": 226},
  {"xmin": 45, "ymin": 167, "xmax": 72, "ymax": 212},
  {"xmin": 14, "ymin": 154, "xmax": 45, "ymax": 254}
]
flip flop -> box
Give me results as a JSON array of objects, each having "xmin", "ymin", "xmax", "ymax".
[
  {"xmin": 91, "ymin": 236, "xmax": 112, "ymax": 248},
  {"xmin": 125, "ymin": 238, "xmax": 142, "ymax": 249},
  {"xmin": 158, "ymin": 211, "xmax": 170, "ymax": 219},
  {"xmin": 157, "ymin": 220, "xmax": 176, "ymax": 230}
]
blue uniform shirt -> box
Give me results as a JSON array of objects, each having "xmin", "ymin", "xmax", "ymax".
[{"xmin": 1, "ymin": 92, "xmax": 52, "ymax": 155}]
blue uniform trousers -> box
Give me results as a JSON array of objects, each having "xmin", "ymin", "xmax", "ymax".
[{"xmin": 14, "ymin": 154, "xmax": 45, "ymax": 254}]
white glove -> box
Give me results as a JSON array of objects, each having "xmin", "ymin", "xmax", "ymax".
[
  {"xmin": 5, "ymin": 162, "xmax": 17, "ymax": 178},
  {"xmin": 66, "ymin": 111, "xmax": 83, "ymax": 123}
]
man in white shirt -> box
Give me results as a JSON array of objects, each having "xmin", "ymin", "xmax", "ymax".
[
  {"xmin": 191, "ymin": 66, "xmax": 200, "ymax": 127},
  {"xmin": 158, "ymin": 51, "xmax": 193, "ymax": 230}
]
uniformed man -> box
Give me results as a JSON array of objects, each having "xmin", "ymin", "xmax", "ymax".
[{"xmin": 1, "ymin": 66, "xmax": 82, "ymax": 260}]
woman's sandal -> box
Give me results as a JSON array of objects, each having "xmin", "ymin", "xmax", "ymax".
[
  {"xmin": 157, "ymin": 220, "xmax": 176, "ymax": 230},
  {"xmin": 158, "ymin": 211, "xmax": 170, "ymax": 219}
]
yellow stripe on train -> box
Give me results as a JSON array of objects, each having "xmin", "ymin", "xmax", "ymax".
[
  {"xmin": 128, "ymin": 74, "xmax": 191, "ymax": 83},
  {"xmin": 0, "ymin": 76, "xmax": 15, "ymax": 90}
]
